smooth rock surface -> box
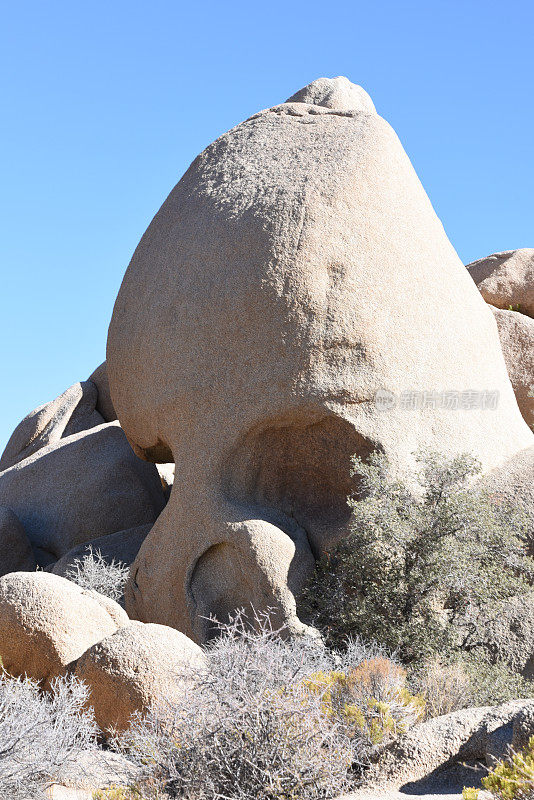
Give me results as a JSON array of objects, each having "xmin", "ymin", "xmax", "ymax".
[
  {"xmin": 108, "ymin": 76, "xmax": 531, "ymax": 640},
  {"xmin": 490, "ymin": 305, "xmax": 534, "ymax": 428},
  {"xmin": 0, "ymin": 381, "xmax": 104, "ymax": 472},
  {"xmin": 468, "ymin": 249, "xmax": 534, "ymax": 317},
  {"xmin": 50, "ymin": 523, "xmax": 151, "ymax": 578},
  {"xmin": 0, "ymin": 571, "xmax": 128, "ymax": 685},
  {"xmin": 75, "ymin": 620, "xmax": 207, "ymax": 731},
  {"xmin": 88, "ymin": 361, "xmax": 117, "ymax": 422},
  {"xmin": 0, "ymin": 422, "xmax": 165, "ymax": 564},
  {"xmin": 0, "ymin": 505, "xmax": 36, "ymax": 575}
]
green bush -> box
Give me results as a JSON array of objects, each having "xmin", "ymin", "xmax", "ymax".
[
  {"xmin": 458, "ymin": 652, "xmax": 534, "ymax": 707},
  {"xmin": 482, "ymin": 735, "xmax": 534, "ymax": 799},
  {"xmin": 462, "ymin": 789, "xmax": 480, "ymax": 800},
  {"xmin": 300, "ymin": 450, "xmax": 534, "ymax": 665},
  {"xmin": 93, "ymin": 788, "xmax": 145, "ymax": 800}
]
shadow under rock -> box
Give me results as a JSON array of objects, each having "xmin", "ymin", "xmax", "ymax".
[{"xmin": 400, "ymin": 760, "xmax": 488, "ymax": 795}]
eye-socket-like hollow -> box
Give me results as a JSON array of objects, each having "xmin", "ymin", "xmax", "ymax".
[
  {"xmin": 221, "ymin": 413, "xmax": 377, "ymax": 556},
  {"xmin": 190, "ymin": 542, "xmax": 249, "ymax": 641}
]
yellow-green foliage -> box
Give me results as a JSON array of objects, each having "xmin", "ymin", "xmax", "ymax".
[
  {"xmin": 462, "ymin": 789, "xmax": 480, "ymax": 800},
  {"xmin": 93, "ymin": 786, "xmax": 143, "ymax": 800},
  {"xmin": 300, "ymin": 657, "xmax": 424, "ymax": 746},
  {"xmin": 482, "ymin": 735, "xmax": 534, "ymax": 799}
]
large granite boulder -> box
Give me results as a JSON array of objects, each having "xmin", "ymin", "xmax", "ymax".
[
  {"xmin": 0, "ymin": 571, "xmax": 128, "ymax": 686},
  {"xmin": 0, "ymin": 381, "xmax": 104, "ymax": 472},
  {"xmin": 0, "ymin": 422, "xmax": 165, "ymax": 565},
  {"xmin": 0, "ymin": 506, "xmax": 36, "ymax": 575},
  {"xmin": 74, "ymin": 621, "xmax": 206, "ymax": 732},
  {"xmin": 107, "ymin": 76, "xmax": 532, "ymax": 641},
  {"xmin": 50, "ymin": 523, "xmax": 151, "ymax": 579},
  {"xmin": 467, "ymin": 249, "xmax": 534, "ymax": 317},
  {"xmin": 490, "ymin": 306, "xmax": 534, "ymax": 428},
  {"xmin": 366, "ymin": 700, "xmax": 534, "ymax": 792}
]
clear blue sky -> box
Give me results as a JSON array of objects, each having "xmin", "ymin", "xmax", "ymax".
[{"xmin": 1, "ymin": 0, "xmax": 532, "ymax": 453}]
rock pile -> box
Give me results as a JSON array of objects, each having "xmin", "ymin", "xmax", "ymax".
[
  {"xmin": 0, "ymin": 77, "xmax": 532, "ymax": 688},
  {"xmin": 106, "ymin": 76, "xmax": 532, "ymax": 641},
  {"xmin": 0, "ymin": 364, "xmax": 167, "ymax": 575},
  {"xmin": 0, "ymin": 570, "xmax": 204, "ymax": 732},
  {"xmin": 0, "ymin": 571, "xmax": 128, "ymax": 688},
  {"xmin": 468, "ymin": 249, "xmax": 534, "ymax": 429}
]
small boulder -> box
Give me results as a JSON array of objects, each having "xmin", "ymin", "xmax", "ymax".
[
  {"xmin": 491, "ymin": 306, "xmax": 534, "ymax": 428},
  {"xmin": 0, "ymin": 381, "xmax": 104, "ymax": 472},
  {"xmin": 88, "ymin": 362, "xmax": 117, "ymax": 423},
  {"xmin": 0, "ymin": 506, "xmax": 36, "ymax": 575},
  {"xmin": 468, "ymin": 249, "xmax": 534, "ymax": 317},
  {"xmin": 0, "ymin": 571, "xmax": 128, "ymax": 686},
  {"xmin": 74, "ymin": 620, "xmax": 207, "ymax": 731},
  {"xmin": 0, "ymin": 422, "xmax": 165, "ymax": 564},
  {"xmin": 50, "ymin": 523, "xmax": 151, "ymax": 578}
]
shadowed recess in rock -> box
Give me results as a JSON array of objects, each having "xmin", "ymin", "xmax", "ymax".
[{"xmin": 221, "ymin": 413, "xmax": 377, "ymax": 555}]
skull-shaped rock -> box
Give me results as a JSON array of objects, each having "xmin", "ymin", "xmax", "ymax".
[{"xmin": 107, "ymin": 78, "xmax": 532, "ymax": 642}]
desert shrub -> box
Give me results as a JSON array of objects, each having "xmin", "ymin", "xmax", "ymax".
[
  {"xmin": 115, "ymin": 612, "xmax": 421, "ymax": 800},
  {"xmin": 300, "ymin": 450, "xmax": 534, "ymax": 664},
  {"xmin": 65, "ymin": 545, "xmax": 129, "ymax": 603},
  {"xmin": 0, "ymin": 671, "xmax": 97, "ymax": 800},
  {"xmin": 457, "ymin": 593, "xmax": 534, "ymax": 677},
  {"xmin": 302, "ymin": 657, "xmax": 424, "ymax": 748},
  {"xmin": 462, "ymin": 789, "xmax": 480, "ymax": 800},
  {"xmin": 459, "ymin": 652, "xmax": 534, "ymax": 708},
  {"xmin": 411, "ymin": 652, "xmax": 534, "ymax": 713},
  {"xmin": 410, "ymin": 657, "xmax": 472, "ymax": 718},
  {"xmin": 482, "ymin": 734, "xmax": 534, "ymax": 799},
  {"xmin": 93, "ymin": 788, "xmax": 144, "ymax": 799}
]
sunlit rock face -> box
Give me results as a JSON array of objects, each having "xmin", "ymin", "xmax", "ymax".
[{"xmin": 107, "ymin": 77, "xmax": 532, "ymax": 642}]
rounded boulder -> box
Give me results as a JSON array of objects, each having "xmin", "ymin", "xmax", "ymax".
[
  {"xmin": 468, "ymin": 249, "xmax": 534, "ymax": 317},
  {"xmin": 0, "ymin": 571, "xmax": 129, "ymax": 686},
  {"xmin": 491, "ymin": 306, "xmax": 534, "ymax": 428},
  {"xmin": 74, "ymin": 620, "xmax": 206, "ymax": 732}
]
